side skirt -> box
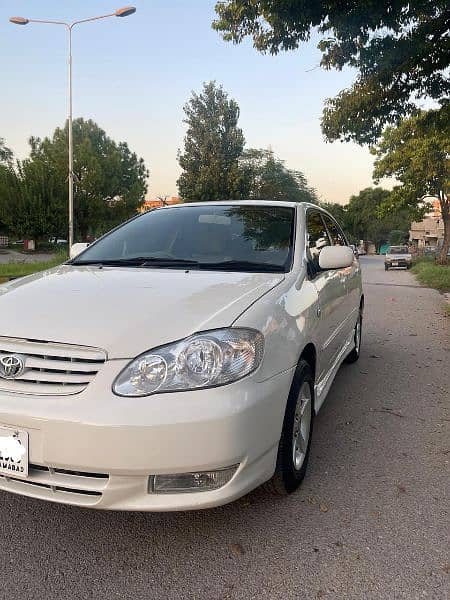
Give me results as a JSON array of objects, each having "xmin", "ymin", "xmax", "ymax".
[{"xmin": 314, "ymin": 330, "xmax": 354, "ymax": 413}]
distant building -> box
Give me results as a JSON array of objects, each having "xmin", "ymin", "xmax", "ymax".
[
  {"xmin": 409, "ymin": 198, "xmax": 444, "ymax": 248},
  {"xmin": 139, "ymin": 196, "xmax": 182, "ymax": 213}
]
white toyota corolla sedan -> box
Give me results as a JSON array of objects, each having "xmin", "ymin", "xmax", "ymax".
[{"xmin": 0, "ymin": 201, "xmax": 363, "ymax": 510}]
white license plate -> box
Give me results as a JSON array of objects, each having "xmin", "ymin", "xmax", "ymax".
[
  {"xmin": 0, "ymin": 425, "xmax": 29, "ymax": 478},
  {"xmin": 392, "ymin": 261, "xmax": 398, "ymax": 266}
]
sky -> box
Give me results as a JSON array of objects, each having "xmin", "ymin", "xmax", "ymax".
[{"xmin": 1, "ymin": 0, "xmax": 382, "ymax": 204}]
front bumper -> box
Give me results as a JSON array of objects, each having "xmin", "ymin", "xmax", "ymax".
[
  {"xmin": 385, "ymin": 259, "xmax": 411, "ymax": 268},
  {"xmin": 0, "ymin": 362, "xmax": 294, "ymax": 510}
]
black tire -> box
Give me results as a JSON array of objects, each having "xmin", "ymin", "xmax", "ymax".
[
  {"xmin": 344, "ymin": 311, "xmax": 362, "ymax": 364},
  {"xmin": 385, "ymin": 265, "xmax": 389, "ymax": 271},
  {"xmin": 265, "ymin": 360, "xmax": 314, "ymax": 495}
]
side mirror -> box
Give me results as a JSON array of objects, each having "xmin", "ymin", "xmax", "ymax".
[
  {"xmin": 69, "ymin": 242, "xmax": 89, "ymax": 260},
  {"xmin": 319, "ymin": 246, "xmax": 354, "ymax": 270}
]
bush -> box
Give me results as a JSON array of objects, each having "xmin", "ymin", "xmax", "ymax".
[{"xmin": 412, "ymin": 259, "xmax": 450, "ymax": 293}]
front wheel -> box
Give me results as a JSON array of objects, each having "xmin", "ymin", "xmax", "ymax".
[
  {"xmin": 344, "ymin": 312, "xmax": 362, "ymax": 364},
  {"xmin": 265, "ymin": 360, "xmax": 314, "ymax": 495}
]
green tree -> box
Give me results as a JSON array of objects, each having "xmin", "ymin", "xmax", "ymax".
[
  {"xmin": 28, "ymin": 118, "xmax": 148, "ymax": 240},
  {"xmin": 345, "ymin": 187, "xmax": 413, "ymax": 250},
  {"xmin": 178, "ymin": 81, "xmax": 249, "ymax": 201},
  {"xmin": 388, "ymin": 230, "xmax": 409, "ymax": 246},
  {"xmin": 240, "ymin": 148, "xmax": 318, "ymax": 204},
  {"xmin": 0, "ymin": 159, "xmax": 66, "ymax": 244},
  {"xmin": 213, "ymin": 1, "xmax": 449, "ymax": 144},
  {"xmin": 0, "ymin": 138, "xmax": 14, "ymax": 233},
  {"xmin": 319, "ymin": 202, "xmax": 347, "ymax": 225},
  {"xmin": 372, "ymin": 108, "xmax": 449, "ymax": 264}
]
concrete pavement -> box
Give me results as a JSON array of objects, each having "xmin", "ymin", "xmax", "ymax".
[
  {"xmin": 0, "ymin": 250, "xmax": 54, "ymax": 264},
  {"xmin": 0, "ymin": 255, "xmax": 448, "ymax": 599}
]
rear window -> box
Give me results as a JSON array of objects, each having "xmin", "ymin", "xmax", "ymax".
[{"xmin": 389, "ymin": 247, "xmax": 408, "ymax": 255}]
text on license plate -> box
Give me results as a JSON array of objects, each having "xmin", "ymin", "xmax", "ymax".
[{"xmin": 0, "ymin": 425, "xmax": 29, "ymax": 478}]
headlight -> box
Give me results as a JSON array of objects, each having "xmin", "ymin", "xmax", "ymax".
[{"xmin": 113, "ymin": 328, "xmax": 264, "ymax": 397}]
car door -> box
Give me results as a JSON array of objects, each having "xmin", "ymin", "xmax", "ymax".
[
  {"xmin": 321, "ymin": 212, "xmax": 360, "ymax": 342},
  {"xmin": 305, "ymin": 209, "xmax": 350, "ymax": 380}
]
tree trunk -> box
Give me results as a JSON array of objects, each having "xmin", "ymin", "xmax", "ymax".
[{"xmin": 437, "ymin": 194, "xmax": 449, "ymax": 265}]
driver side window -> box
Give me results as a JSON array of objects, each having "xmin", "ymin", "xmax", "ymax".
[
  {"xmin": 321, "ymin": 214, "xmax": 347, "ymax": 247},
  {"xmin": 306, "ymin": 211, "xmax": 331, "ymax": 278}
]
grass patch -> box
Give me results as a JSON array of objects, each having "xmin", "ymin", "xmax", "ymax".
[
  {"xmin": 0, "ymin": 253, "xmax": 67, "ymax": 279},
  {"xmin": 412, "ymin": 258, "xmax": 450, "ymax": 293}
]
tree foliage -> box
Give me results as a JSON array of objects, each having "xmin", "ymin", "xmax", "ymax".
[
  {"xmin": 388, "ymin": 230, "xmax": 409, "ymax": 246},
  {"xmin": 0, "ymin": 119, "xmax": 148, "ymax": 242},
  {"xmin": 178, "ymin": 81, "xmax": 249, "ymax": 201},
  {"xmin": 343, "ymin": 187, "xmax": 414, "ymax": 248},
  {"xmin": 26, "ymin": 119, "xmax": 148, "ymax": 240},
  {"xmin": 213, "ymin": 1, "xmax": 449, "ymax": 144},
  {"xmin": 241, "ymin": 148, "xmax": 317, "ymax": 203},
  {"xmin": 372, "ymin": 107, "xmax": 449, "ymax": 263},
  {"xmin": 0, "ymin": 158, "xmax": 66, "ymax": 241},
  {"xmin": 319, "ymin": 202, "xmax": 347, "ymax": 225}
]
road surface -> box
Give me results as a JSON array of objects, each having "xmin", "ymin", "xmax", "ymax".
[{"xmin": 0, "ymin": 256, "xmax": 448, "ymax": 599}]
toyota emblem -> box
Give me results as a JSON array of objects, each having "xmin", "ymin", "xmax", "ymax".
[{"xmin": 0, "ymin": 354, "xmax": 26, "ymax": 379}]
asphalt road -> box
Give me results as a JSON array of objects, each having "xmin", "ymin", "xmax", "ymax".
[{"xmin": 1, "ymin": 255, "xmax": 448, "ymax": 600}]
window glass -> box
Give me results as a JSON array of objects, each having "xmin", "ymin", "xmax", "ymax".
[
  {"xmin": 306, "ymin": 211, "xmax": 331, "ymax": 276},
  {"xmin": 72, "ymin": 205, "xmax": 295, "ymax": 273},
  {"xmin": 321, "ymin": 214, "xmax": 347, "ymax": 246}
]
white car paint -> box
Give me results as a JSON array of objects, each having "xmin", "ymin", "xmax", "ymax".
[{"xmin": 0, "ymin": 201, "xmax": 363, "ymax": 510}]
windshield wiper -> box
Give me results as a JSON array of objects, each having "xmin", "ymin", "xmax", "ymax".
[
  {"xmin": 72, "ymin": 257, "xmax": 284, "ymax": 272},
  {"xmin": 198, "ymin": 260, "xmax": 284, "ymax": 273},
  {"xmin": 72, "ymin": 257, "xmax": 201, "ymax": 268}
]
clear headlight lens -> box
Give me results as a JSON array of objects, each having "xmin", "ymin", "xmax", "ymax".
[{"xmin": 113, "ymin": 328, "xmax": 264, "ymax": 397}]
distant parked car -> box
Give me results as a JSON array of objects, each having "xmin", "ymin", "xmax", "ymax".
[
  {"xmin": 49, "ymin": 238, "xmax": 68, "ymax": 245},
  {"xmin": 385, "ymin": 246, "xmax": 412, "ymax": 270}
]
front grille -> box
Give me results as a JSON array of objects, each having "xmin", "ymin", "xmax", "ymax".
[
  {"xmin": 0, "ymin": 463, "xmax": 109, "ymax": 506},
  {"xmin": 0, "ymin": 337, "xmax": 106, "ymax": 396}
]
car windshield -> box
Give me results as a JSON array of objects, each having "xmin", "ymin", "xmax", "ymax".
[
  {"xmin": 389, "ymin": 247, "xmax": 408, "ymax": 255},
  {"xmin": 72, "ymin": 204, "xmax": 295, "ymax": 273}
]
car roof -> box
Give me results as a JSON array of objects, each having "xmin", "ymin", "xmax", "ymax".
[{"xmin": 155, "ymin": 200, "xmax": 315, "ymax": 210}]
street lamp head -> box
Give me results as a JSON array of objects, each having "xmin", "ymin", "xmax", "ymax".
[
  {"xmin": 9, "ymin": 16, "xmax": 29, "ymax": 25},
  {"xmin": 115, "ymin": 6, "xmax": 136, "ymax": 17}
]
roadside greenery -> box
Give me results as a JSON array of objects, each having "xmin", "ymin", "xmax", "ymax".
[
  {"xmin": 373, "ymin": 107, "xmax": 449, "ymax": 265},
  {"xmin": 412, "ymin": 258, "xmax": 450, "ymax": 293},
  {"xmin": 213, "ymin": 1, "xmax": 448, "ymax": 145},
  {"xmin": 319, "ymin": 188, "xmax": 414, "ymax": 248},
  {"xmin": 0, "ymin": 253, "xmax": 66, "ymax": 279},
  {"xmin": 0, "ymin": 119, "xmax": 148, "ymax": 244},
  {"xmin": 178, "ymin": 81, "xmax": 317, "ymax": 204},
  {"xmin": 178, "ymin": 81, "xmax": 248, "ymax": 202},
  {"xmin": 240, "ymin": 148, "xmax": 317, "ymax": 204}
]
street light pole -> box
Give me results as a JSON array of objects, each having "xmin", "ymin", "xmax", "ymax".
[
  {"xmin": 68, "ymin": 24, "xmax": 74, "ymax": 249},
  {"xmin": 9, "ymin": 7, "xmax": 136, "ymax": 251}
]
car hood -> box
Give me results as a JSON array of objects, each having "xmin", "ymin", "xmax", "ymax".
[{"xmin": 0, "ymin": 266, "xmax": 284, "ymax": 358}]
